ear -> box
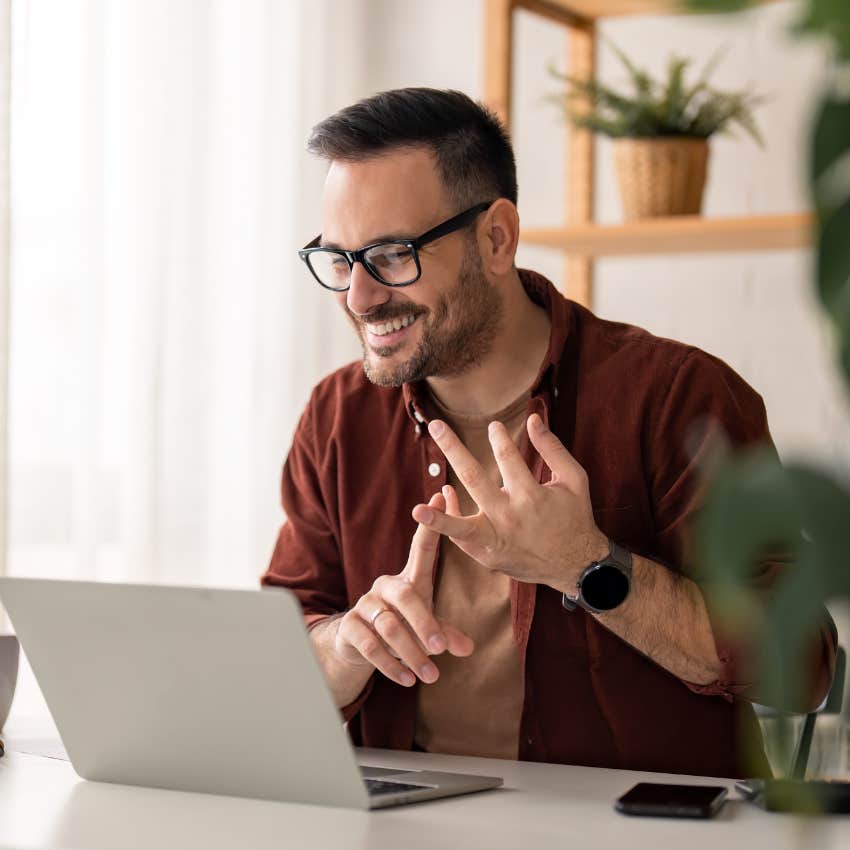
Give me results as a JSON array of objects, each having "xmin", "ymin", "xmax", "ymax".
[{"xmin": 478, "ymin": 199, "xmax": 520, "ymax": 276}]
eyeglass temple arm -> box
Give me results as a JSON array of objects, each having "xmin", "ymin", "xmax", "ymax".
[
  {"xmin": 302, "ymin": 200, "xmax": 495, "ymax": 255},
  {"xmin": 412, "ymin": 201, "xmax": 494, "ymax": 249}
]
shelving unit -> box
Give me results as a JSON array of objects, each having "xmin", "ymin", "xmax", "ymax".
[
  {"xmin": 522, "ymin": 212, "xmax": 812, "ymax": 256},
  {"xmin": 483, "ymin": 0, "xmax": 809, "ymax": 309}
]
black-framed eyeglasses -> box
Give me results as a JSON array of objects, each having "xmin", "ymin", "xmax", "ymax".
[{"xmin": 298, "ymin": 201, "xmax": 494, "ymax": 292}]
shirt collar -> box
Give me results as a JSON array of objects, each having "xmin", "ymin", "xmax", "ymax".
[{"xmin": 402, "ymin": 268, "xmax": 573, "ymax": 425}]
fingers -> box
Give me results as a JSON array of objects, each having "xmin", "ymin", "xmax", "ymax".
[
  {"xmin": 337, "ymin": 605, "xmax": 473, "ymax": 688},
  {"xmin": 441, "ymin": 621, "xmax": 474, "ymax": 657},
  {"xmin": 403, "ymin": 491, "xmax": 445, "ymax": 592},
  {"xmin": 340, "ymin": 585, "xmax": 453, "ymax": 687},
  {"xmin": 377, "ymin": 573, "xmax": 446, "ymax": 655},
  {"xmin": 341, "ymin": 592, "xmax": 438, "ymax": 685},
  {"xmin": 370, "ymin": 609, "xmax": 440, "ymax": 684},
  {"xmin": 527, "ymin": 413, "xmax": 588, "ymax": 493},
  {"xmin": 428, "ymin": 419, "xmax": 503, "ymax": 513},
  {"xmin": 334, "ymin": 486, "xmax": 478, "ymax": 688},
  {"xmin": 442, "ymin": 484, "xmax": 461, "ymax": 516},
  {"xmin": 487, "ymin": 421, "xmax": 537, "ymax": 496},
  {"xmin": 336, "ymin": 612, "xmax": 417, "ymax": 688},
  {"xmin": 412, "ymin": 503, "xmax": 482, "ymax": 543}
]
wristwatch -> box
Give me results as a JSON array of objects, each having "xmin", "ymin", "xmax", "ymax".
[{"xmin": 561, "ymin": 539, "xmax": 632, "ymax": 614}]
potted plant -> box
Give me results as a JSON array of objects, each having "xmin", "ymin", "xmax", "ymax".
[{"xmin": 548, "ymin": 44, "xmax": 765, "ymax": 220}]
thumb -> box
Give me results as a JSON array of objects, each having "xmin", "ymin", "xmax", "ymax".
[{"xmin": 440, "ymin": 621, "xmax": 475, "ymax": 657}]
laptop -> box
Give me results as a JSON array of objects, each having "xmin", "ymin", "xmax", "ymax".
[{"xmin": 0, "ymin": 577, "xmax": 502, "ymax": 809}]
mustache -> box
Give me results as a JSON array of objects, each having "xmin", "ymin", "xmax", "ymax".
[{"xmin": 347, "ymin": 305, "xmax": 428, "ymax": 325}]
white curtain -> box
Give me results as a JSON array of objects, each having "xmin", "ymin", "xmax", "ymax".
[
  {"xmin": 0, "ymin": 0, "xmax": 9, "ymax": 591},
  {"xmin": 7, "ymin": 0, "xmax": 363, "ymax": 591}
]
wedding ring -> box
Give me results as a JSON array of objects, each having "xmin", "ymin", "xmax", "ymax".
[{"xmin": 369, "ymin": 607, "xmax": 391, "ymax": 627}]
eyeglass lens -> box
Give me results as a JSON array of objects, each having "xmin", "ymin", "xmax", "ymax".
[{"xmin": 308, "ymin": 242, "xmax": 419, "ymax": 290}]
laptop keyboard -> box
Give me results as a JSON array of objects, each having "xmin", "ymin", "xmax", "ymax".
[{"xmin": 365, "ymin": 778, "xmax": 431, "ymax": 796}]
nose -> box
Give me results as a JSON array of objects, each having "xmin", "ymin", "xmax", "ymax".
[{"xmin": 346, "ymin": 261, "xmax": 391, "ymax": 318}]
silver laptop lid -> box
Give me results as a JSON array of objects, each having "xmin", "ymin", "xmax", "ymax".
[{"xmin": 0, "ymin": 578, "xmax": 369, "ymax": 808}]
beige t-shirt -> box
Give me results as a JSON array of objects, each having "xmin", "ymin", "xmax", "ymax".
[{"xmin": 414, "ymin": 389, "xmax": 529, "ymax": 759}]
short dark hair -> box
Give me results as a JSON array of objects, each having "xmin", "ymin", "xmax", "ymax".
[{"xmin": 307, "ymin": 87, "xmax": 518, "ymax": 210}]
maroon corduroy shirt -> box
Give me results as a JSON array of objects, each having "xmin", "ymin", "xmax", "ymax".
[{"xmin": 262, "ymin": 269, "xmax": 836, "ymax": 778}]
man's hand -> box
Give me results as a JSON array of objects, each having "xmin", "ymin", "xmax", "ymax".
[
  {"xmin": 411, "ymin": 414, "xmax": 608, "ymax": 593},
  {"xmin": 328, "ymin": 492, "xmax": 474, "ymax": 695}
]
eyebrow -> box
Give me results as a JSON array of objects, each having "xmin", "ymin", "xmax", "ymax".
[{"xmin": 319, "ymin": 232, "xmax": 414, "ymax": 250}]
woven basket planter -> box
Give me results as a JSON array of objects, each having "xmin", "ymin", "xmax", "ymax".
[{"xmin": 613, "ymin": 136, "xmax": 709, "ymax": 220}]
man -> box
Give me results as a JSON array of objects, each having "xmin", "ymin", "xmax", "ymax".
[{"xmin": 262, "ymin": 88, "xmax": 836, "ymax": 778}]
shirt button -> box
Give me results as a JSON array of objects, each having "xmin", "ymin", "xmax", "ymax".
[{"xmin": 428, "ymin": 462, "xmax": 441, "ymax": 477}]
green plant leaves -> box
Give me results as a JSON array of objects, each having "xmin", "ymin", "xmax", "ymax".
[
  {"xmin": 816, "ymin": 197, "xmax": 850, "ymax": 317},
  {"xmin": 697, "ymin": 451, "xmax": 850, "ymax": 709},
  {"xmin": 794, "ymin": 0, "xmax": 850, "ymax": 63},
  {"xmin": 811, "ymin": 89, "xmax": 850, "ymax": 389},
  {"xmin": 547, "ymin": 40, "xmax": 764, "ymax": 140},
  {"xmin": 677, "ymin": 0, "xmax": 850, "ymax": 783},
  {"xmin": 606, "ymin": 37, "xmax": 655, "ymax": 101},
  {"xmin": 811, "ymin": 92, "xmax": 850, "ymax": 191},
  {"xmin": 697, "ymin": 448, "xmax": 798, "ymax": 594},
  {"xmin": 661, "ymin": 56, "xmax": 688, "ymax": 126}
]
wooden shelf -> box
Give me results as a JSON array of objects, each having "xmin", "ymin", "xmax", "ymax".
[
  {"xmin": 521, "ymin": 213, "xmax": 813, "ymax": 257},
  {"xmin": 484, "ymin": 0, "xmax": 795, "ymax": 306},
  {"xmin": 518, "ymin": 0, "xmax": 782, "ymax": 22}
]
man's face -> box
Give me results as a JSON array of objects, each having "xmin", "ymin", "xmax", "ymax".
[{"xmin": 319, "ymin": 148, "xmax": 503, "ymax": 387}]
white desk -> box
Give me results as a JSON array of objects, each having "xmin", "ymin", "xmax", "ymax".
[{"xmin": 2, "ymin": 712, "xmax": 849, "ymax": 850}]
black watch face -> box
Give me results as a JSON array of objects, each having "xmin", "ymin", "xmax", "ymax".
[{"xmin": 581, "ymin": 563, "xmax": 630, "ymax": 611}]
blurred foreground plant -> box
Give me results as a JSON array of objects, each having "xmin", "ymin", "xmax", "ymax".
[{"xmin": 686, "ymin": 0, "xmax": 850, "ymax": 779}]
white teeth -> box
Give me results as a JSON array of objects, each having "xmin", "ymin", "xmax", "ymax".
[{"xmin": 368, "ymin": 314, "xmax": 416, "ymax": 336}]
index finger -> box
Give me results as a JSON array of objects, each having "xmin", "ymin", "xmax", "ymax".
[
  {"xmin": 428, "ymin": 419, "xmax": 503, "ymax": 512},
  {"xmin": 402, "ymin": 491, "xmax": 445, "ymax": 591},
  {"xmin": 527, "ymin": 413, "xmax": 588, "ymax": 493},
  {"xmin": 488, "ymin": 420, "xmax": 537, "ymax": 495}
]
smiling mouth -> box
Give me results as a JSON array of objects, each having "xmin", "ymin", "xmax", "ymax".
[
  {"xmin": 364, "ymin": 313, "xmax": 418, "ymax": 337},
  {"xmin": 362, "ymin": 313, "xmax": 421, "ymax": 348}
]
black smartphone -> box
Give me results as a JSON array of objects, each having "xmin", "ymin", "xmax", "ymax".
[{"xmin": 615, "ymin": 782, "xmax": 728, "ymax": 818}]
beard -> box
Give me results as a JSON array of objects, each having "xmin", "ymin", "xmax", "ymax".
[{"xmin": 349, "ymin": 242, "xmax": 504, "ymax": 387}]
